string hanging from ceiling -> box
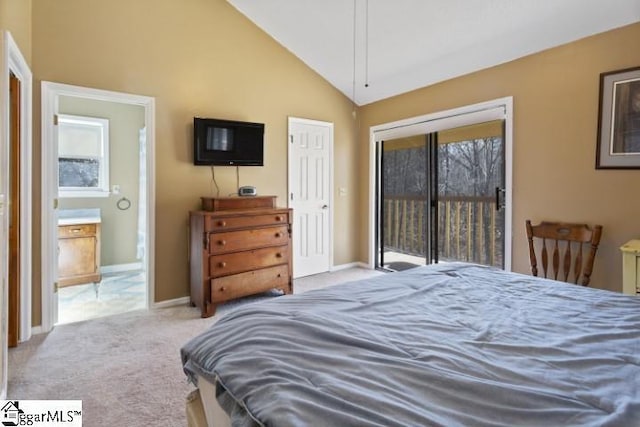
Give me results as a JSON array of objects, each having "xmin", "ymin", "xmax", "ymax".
[
  {"xmin": 352, "ymin": 0, "xmax": 357, "ymax": 110},
  {"xmin": 352, "ymin": 0, "xmax": 371, "ymax": 109},
  {"xmin": 364, "ymin": 0, "xmax": 369, "ymax": 88}
]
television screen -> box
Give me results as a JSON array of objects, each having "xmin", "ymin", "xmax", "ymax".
[{"xmin": 194, "ymin": 117, "xmax": 264, "ymax": 166}]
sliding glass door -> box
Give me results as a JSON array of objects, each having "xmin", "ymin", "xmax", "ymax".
[
  {"xmin": 378, "ymin": 135, "xmax": 428, "ymax": 270},
  {"xmin": 376, "ymin": 119, "xmax": 505, "ymax": 271},
  {"xmin": 434, "ymin": 121, "xmax": 505, "ymax": 267}
]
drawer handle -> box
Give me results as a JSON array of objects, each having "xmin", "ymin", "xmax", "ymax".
[
  {"xmin": 275, "ymin": 216, "xmax": 283, "ymax": 221},
  {"xmin": 277, "ymin": 274, "xmax": 282, "ymax": 278},
  {"xmin": 220, "ymin": 286, "xmax": 226, "ymax": 292},
  {"xmin": 218, "ymin": 221, "xmax": 226, "ymax": 227},
  {"xmin": 218, "ymin": 262, "xmax": 227, "ymax": 268},
  {"xmin": 218, "ymin": 240, "xmax": 226, "ymax": 246},
  {"xmin": 276, "ymin": 253, "xmax": 283, "ymax": 258},
  {"xmin": 71, "ymin": 228, "xmax": 82, "ymax": 233},
  {"xmin": 275, "ymin": 232, "xmax": 282, "ymax": 238}
]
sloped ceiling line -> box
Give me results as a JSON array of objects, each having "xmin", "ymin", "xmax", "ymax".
[{"xmin": 227, "ymin": 0, "xmax": 640, "ymax": 106}]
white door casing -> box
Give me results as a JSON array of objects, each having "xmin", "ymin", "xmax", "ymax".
[
  {"xmin": 0, "ymin": 30, "xmax": 32, "ymax": 398},
  {"xmin": 288, "ymin": 118, "xmax": 333, "ymax": 278},
  {"xmin": 41, "ymin": 82, "xmax": 156, "ymax": 332},
  {"xmin": 0, "ymin": 31, "xmax": 9, "ymax": 401}
]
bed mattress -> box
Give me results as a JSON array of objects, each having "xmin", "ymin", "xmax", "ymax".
[{"xmin": 182, "ymin": 263, "xmax": 640, "ymax": 426}]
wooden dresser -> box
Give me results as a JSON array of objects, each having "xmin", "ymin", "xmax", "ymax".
[{"xmin": 189, "ymin": 196, "xmax": 293, "ymax": 317}]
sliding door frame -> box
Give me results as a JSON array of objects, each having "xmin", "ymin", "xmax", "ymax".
[{"xmin": 368, "ymin": 97, "xmax": 513, "ymax": 270}]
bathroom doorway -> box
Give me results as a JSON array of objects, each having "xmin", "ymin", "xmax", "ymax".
[{"xmin": 41, "ymin": 82, "xmax": 155, "ymax": 330}]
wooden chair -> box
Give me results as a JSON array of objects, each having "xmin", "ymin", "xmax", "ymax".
[{"xmin": 525, "ymin": 220, "xmax": 603, "ymax": 286}]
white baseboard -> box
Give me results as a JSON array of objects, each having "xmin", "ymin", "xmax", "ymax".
[
  {"xmin": 101, "ymin": 262, "xmax": 143, "ymax": 274},
  {"xmin": 31, "ymin": 326, "xmax": 44, "ymax": 336},
  {"xmin": 330, "ymin": 262, "xmax": 370, "ymax": 272},
  {"xmin": 153, "ymin": 296, "xmax": 191, "ymax": 309}
]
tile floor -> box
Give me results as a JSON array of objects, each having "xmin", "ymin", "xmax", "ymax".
[{"xmin": 57, "ymin": 270, "xmax": 146, "ymax": 325}]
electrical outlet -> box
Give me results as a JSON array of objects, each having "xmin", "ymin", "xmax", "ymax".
[{"xmin": 112, "ymin": 184, "xmax": 120, "ymax": 195}]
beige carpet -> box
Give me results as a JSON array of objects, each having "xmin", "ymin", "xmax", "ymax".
[{"xmin": 8, "ymin": 267, "xmax": 381, "ymax": 427}]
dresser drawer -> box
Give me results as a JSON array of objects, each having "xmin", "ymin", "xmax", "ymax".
[
  {"xmin": 208, "ymin": 225, "xmax": 289, "ymax": 254},
  {"xmin": 205, "ymin": 212, "xmax": 289, "ymax": 231},
  {"xmin": 58, "ymin": 224, "xmax": 97, "ymax": 238},
  {"xmin": 210, "ymin": 245, "xmax": 289, "ymax": 278},
  {"xmin": 211, "ymin": 265, "xmax": 289, "ymax": 302}
]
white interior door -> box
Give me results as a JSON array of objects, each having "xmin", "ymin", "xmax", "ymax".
[{"xmin": 288, "ymin": 118, "xmax": 333, "ymax": 278}]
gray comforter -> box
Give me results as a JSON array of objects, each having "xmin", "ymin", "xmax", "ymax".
[{"xmin": 181, "ymin": 263, "xmax": 640, "ymax": 426}]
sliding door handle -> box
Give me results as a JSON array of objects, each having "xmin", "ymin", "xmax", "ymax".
[{"xmin": 495, "ymin": 187, "xmax": 506, "ymax": 211}]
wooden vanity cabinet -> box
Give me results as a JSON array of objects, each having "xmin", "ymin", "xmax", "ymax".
[
  {"xmin": 189, "ymin": 197, "xmax": 293, "ymax": 318},
  {"xmin": 58, "ymin": 223, "xmax": 102, "ymax": 287}
]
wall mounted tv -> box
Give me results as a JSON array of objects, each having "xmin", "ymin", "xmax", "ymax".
[{"xmin": 193, "ymin": 117, "xmax": 264, "ymax": 166}]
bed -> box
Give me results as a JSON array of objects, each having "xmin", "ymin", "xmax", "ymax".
[{"xmin": 181, "ymin": 262, "xmax": 640, "ymax": 426}]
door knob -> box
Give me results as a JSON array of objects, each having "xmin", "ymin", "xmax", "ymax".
[{"xmin": 322, "ymin": 205, "xmax": 328, "ymax": 209}]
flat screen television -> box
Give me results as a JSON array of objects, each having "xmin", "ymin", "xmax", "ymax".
[{"xmin": 193, "ymin": 117, "xmax": 264, "ymax": 166}]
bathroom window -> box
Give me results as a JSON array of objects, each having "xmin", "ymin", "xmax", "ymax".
[{"xmin": 58, "ymin": 114, "xmax": 110, "ymax": 198}]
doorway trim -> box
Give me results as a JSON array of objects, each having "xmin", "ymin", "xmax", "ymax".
[
  {"xmin": 1, "ymin": 31, "xmax": 32, "ymax": 344},
  {"xmin": 368, "ymin": 97, "xmax": 513, "ymax": 270},
  {"xmin": 41, "ymin": 82, "xmax": 156, "ymax": 333},
  {"xmin": 0, "ymin": 30, "xmax": 32, "ymax": 398}
]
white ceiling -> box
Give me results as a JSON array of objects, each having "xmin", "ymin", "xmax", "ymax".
[{"xmin": 227, "ymin": 0, "xmax": 640, "ymax": 106}]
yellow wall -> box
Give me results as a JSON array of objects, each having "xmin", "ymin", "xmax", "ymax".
[
  {"xmin": 24, "ymin": 1, "xmax": 640, "ymax": 325},
  {"xmin": 359, "ymin": 22, "xmax": 640, "ymax": 293},
  {"xmin": 0, "ymin": 0, "xmax": 31, "ymax": 64},
  {"xmin": 31, "ymin": 0, "xmax": 359, "ymax": 324}
]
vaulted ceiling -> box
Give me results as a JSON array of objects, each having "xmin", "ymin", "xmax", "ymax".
[{"xmin": 227, "ymin": 0, "xmax": 640, "ymax": 105}]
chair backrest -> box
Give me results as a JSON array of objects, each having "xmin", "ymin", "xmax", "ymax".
[{"xmin": 525, "ymin": 220, "xmax": 603, "ymax": 286}]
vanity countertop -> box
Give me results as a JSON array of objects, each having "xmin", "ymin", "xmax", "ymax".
[{"xmin": 58, "ymin": 208, "xmax": 101, "ymax": 226}]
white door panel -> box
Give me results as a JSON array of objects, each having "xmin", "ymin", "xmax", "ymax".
[{"xmin": 288, "ymin": 118, "xmax": 332, "ymax": 278}]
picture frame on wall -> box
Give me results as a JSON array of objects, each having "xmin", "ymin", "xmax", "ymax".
[{"xmin": 596, "ymin": 66, "xmax": 640, "ymax": 169}]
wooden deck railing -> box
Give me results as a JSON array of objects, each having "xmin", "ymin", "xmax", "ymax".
[{"xmin": 382, "ymin": 195, "xmax": 503, "ymax": 267}]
